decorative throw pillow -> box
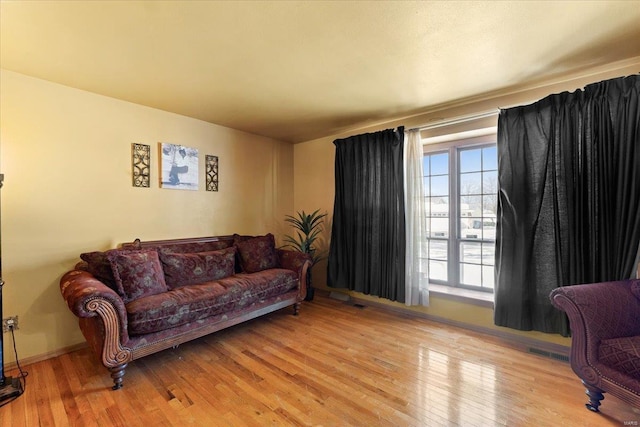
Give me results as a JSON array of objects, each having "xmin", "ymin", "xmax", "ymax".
[
  {"xmin": 234, "ymin": 234, "xmax": 279, "ymax": 273},
  {"xmin": 80, "ymin": 250, "xmax": 119, "ymax": 290},
  {"xmin": 232, "ymin": 234, "xmax": 254, "ymax": 244},
  {"xmin": 232, "ymin": 234, "xmax": 254, "ymax": 272},
  {"xmin": 160, "ymin": 247, "xmax": 236, "ymax": 289},
  {"xmin": 109, "ymin": 249, "xmax": 168, "ymax": 303},
  {"xmin": 81, "ymin": 248, "xmax": 148, "ymax": 295}
]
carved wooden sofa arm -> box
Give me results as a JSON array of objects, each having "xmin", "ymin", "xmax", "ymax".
[
  {"xmin": 277, "ymin": 249, "xmax": 312, "ymax": 304},
  {"xmin": 60, "ymin": 270, "xmax": 133, "ymax": 389}
]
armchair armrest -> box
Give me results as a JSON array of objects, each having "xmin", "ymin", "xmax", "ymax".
[
  {"xmin": 551, "ymin": 280, "xmax": 640, "ymax": 341},
  {"xmin": 550, "ymin": 280, "xmax": 640, "ymax": 384}
]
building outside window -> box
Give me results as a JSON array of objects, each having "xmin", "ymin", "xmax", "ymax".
[{"xmin": 423, "ymin": 136, "xmax": 497, "ymax": 292}]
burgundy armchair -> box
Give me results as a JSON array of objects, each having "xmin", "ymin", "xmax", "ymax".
[{"xmin": 550, "ymin": 279, "xmax": 640, "ymax": 412}]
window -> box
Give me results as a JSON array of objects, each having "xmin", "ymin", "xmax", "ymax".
[{"xmin": 423, "ymin": 137, "xmax": 497, "ymax": 292}]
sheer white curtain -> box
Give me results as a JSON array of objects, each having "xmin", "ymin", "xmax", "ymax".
[{"xmin": 404, "ymin": 129, "xmax": 429, "ymax": 306}]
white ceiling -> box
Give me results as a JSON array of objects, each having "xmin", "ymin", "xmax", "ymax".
[{"xmin": 2, "ymin": 1, "xmax": 640, "ymax": 143}]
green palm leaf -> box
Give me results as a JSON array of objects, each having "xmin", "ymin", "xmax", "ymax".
[{"xmin": 283, "ymin": 209, "xmax": 327, "ymax": 265}]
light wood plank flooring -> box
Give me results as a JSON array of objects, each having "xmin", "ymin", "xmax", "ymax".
[{"xmin": 1, "ymin": 294, "xmax": 638, "ymax": 426}]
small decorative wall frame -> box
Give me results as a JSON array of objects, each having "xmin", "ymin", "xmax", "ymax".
[
  {"xmin": 132, "ymin": 143, "xmax": 150, "ymax": 187},
  {"xmin": 205, "ymin": 155, "xmax": 219, "ymax": 192},
  {"xmin": 160, "ymin": 143, "xmax": 199, "ymax": 190}
]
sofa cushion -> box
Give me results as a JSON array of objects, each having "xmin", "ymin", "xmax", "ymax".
[
  {"xmin": 234, "ymin": 234, "xmax": 278, "ymax": 273},
  {"xmin": 159, "ymin": 247, "xmax": 236, "ymax": 289},
  {"xmin": 125, "ymin": 268, "xmax": 298, "ymax": 335},
  {"xmin": 630, "ymin": 280, "xmax": 640, "ymax": 301},
  {"xmin": 110, "ymin": 250, "xmax": 168, "ymax": 303},
  {"xmin": 599, "ymin": 335, "xmax": 640, "ymax": 380}
]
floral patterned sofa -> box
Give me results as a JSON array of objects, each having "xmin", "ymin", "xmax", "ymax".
[
  {"xmin": 550, "ymin": 279, "xmax": 640, "ymax": 412},
  {"xmin": 60, "ymin": 234, "xmax": 311, "ymax": 390}
]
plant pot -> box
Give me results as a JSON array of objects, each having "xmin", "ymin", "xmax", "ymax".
[
  {"xmin": 305, "ymin": 286, "xmax": 315, "ymax": 301},
  {"xmin": 304, "ymin": 269, "xmax": 314, "ymax": 301}
]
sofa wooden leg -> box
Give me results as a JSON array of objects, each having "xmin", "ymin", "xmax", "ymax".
[
  {"xmin": 583, "ymin": 382, "xmax": 604, "ymax": 412},
  {"xmin": 109, "ymin": 364, "xmax": 127, "ymax": 390},
  {"xmin": 293, "ymin": 303, "xmax": 300, "ymax": 316}
]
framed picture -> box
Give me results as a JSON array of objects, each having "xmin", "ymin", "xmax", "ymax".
[
  {"xmin": 131, "ymin": 143, "xmax": 150, "ymax": 188},
  {"xmin": 160, "ymin": 143, "xmax": 199, "ymax": 190},
  {"xmin": 205, "ymin": 155, "xmax": 219, "ymax": 191}
]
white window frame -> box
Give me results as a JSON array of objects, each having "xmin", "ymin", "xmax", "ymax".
[{"xmin": 423, "ymin": 132, "xmax": 497, "ymax": 293}]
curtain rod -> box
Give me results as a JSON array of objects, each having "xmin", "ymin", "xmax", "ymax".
[
  {"xmin": 408, "ymin": 109, "xmax": 500, "ymax": 132},
  {"xmin": 407, "ymin": 76, "xmax": 621, "ymax": 133}
]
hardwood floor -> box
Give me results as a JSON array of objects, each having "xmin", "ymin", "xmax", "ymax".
[{"xmin": 1, "ymin": 294, "xmax": 638, "ymax": 426}]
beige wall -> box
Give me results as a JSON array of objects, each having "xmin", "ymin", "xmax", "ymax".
[
  {"xmin": 292, "ymin": 58, "xmax": 640, "ymax": 348},
  {"xmin": 2, "ymin": 58, "xmax": 638, "ymax": 365},
  {"xmin": 0, "ymin": 70, "xmax": 294, "ymax": 363}
]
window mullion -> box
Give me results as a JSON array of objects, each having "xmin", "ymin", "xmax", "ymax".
[{"xmin": 449, "ymin": 146, "xmax": 459, "ymax": 287}]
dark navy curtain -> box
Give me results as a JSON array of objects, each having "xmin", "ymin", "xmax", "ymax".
[
  {"xmin": 327, "ymin": 127, "xmax": 406, "ymax": 302},
  {"xmin": 495, "ymin": 75, "xmax": 640, "ymax": 335}
]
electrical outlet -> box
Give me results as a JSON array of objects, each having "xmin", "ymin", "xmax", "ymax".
[{"xmin": 2, "ymin": 316, "xmax": 19, "ymax": 333}]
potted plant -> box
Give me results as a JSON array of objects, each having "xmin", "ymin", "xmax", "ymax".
[{"xmin": 283, "ymin": 209, "xmax": 327, "ymax": 301}]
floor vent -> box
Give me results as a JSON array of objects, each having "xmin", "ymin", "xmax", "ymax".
[
  {"xmin": 528, "ymin": 347, "xmax": 570, "ymax": 362},
  {"xmin": 353, "ymin": 303, "xmax": 366, "ymax": 309}
]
